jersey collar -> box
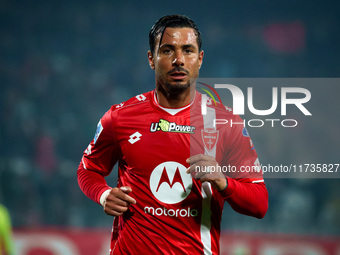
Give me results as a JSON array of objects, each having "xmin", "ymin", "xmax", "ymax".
[{"xmin": 151, "ymin": 89, "xmax": 198, "ymax": 116}]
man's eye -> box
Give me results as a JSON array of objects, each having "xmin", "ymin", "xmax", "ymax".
[
  {"xmin": 185, "ymin": 49, "xmax": 193, "ymax": 54},
  {"xmin": 162, "ymin": 49, "xmax": 171, "ymax": 54}
]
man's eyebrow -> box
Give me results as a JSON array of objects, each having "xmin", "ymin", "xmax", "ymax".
[
  {"xmin": 159, "ymin": 43, "xmax": 197, "ymax": 49},
  {"xmin": 159, "ymin": 44, "xmax": 175, "ymax": 49},
  {"xmin": 182, "ymin": 44, "xmax": 196, "ymax": 49}
]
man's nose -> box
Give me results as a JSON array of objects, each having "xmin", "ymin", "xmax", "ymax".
[{"xmin": 172, "ymin": 51, "xmax": 184, "ymax": 66}]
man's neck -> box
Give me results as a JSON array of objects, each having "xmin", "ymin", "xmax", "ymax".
[{"xmin": 155, "ymin": 84, "xmax": 196, "ymax": 108}]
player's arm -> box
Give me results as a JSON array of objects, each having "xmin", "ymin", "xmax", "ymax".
[
  {"xmin": 101, "ymin": 187, "xmax": 136, "ymax": 216},
  {"xmin": 187, "ymin": 114, "xmax": 268, "ymax": 218},
  {"xmin": 220, "ymin": 114, "xmax": 268, "ymax": 218},
  {"xmin": 78, "ymin": 162, "xmax": 136, "ymax": 216},
  {"xmin": 219, "ymin": 178, "xmax": 268, "ymax": 219},
  {"xmin": 186, "ymin": 154, "xmax": 227, "ymax": 191},
  {"xmin": 77, "ymin": 108, "xmax": 136, "ymax": 216},
  {"xmin": 186, "ymin": 154, "xmax": 268, "ymax": 219}
]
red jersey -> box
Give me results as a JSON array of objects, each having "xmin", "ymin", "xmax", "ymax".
[{"xmin": 77, "ymin": 90, "xmax": 268, "ymax": 255}]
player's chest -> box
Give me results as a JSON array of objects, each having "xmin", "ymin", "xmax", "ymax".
[
  {"xmin": 115, "ymin": 114, "xmax": 194, "ymax": 169},
  {"xmin": 114, "ymin": 112, "xmax": 228, "ymax": 174}
]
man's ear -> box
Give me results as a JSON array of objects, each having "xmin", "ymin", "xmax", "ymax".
[
  {"xmin": 198, "ymin": 50, "xmax": 204, "ymax": 69},
  {"xmin": 148, "ymin": 50, "xmax": 155, "ymax": 70}
]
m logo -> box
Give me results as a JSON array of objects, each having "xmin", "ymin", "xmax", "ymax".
[
  {"xmin": 156, "ymin": 167, "xmax": 186, "ymax": 192},
  {"xmin": 128, "ymin": 132, "xmax": 142, "ymax": 144},
  {"xmin": 150, "ymin": 162, "xmax": 192, "ymax": 204}
]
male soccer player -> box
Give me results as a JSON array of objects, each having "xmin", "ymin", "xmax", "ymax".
[{"xmin": 77, "ymin": 15, "xmax": 268, "ymax": 255}]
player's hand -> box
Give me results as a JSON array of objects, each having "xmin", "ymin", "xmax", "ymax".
[
  {"xmin": 103, "ymin": 186, "xmax": 136, "ymax": 217},
  {"xmin": 186, "ymin": 154, "xmax": 227, "ymax": 191}
]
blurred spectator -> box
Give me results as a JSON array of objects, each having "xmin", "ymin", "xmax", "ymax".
[{"xmin": 35, "ymin": 133, "xmax": 57, "ymax": 176}]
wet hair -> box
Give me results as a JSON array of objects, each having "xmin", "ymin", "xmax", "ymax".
[{"xmin": 149, "ymin": 15, "xmax": 202, "ymax": 55}]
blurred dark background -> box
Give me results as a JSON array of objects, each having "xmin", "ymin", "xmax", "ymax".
[{"xmin": 0, "ymin": 0, "xmax": 339, "ymax": 237}]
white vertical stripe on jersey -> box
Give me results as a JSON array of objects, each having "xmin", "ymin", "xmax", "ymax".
[
  {"xmin": 82, "ymin": 157, "xmax": 87, "ymax": 170},
  {"xmin": 200, "ymin": 106, "xmax": 216, "ymax": 255}
]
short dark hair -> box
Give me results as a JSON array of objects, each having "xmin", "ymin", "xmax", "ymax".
[{"xmin": 149, "ymin": 15, "xmax": 202, "ymax": 55}]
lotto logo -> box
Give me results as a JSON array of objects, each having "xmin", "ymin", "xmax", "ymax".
[
  {"xmin": 136, "ymin": 94, "xmax": 146, "ymax": 101},
  {"xmin": 116, "ymin": 103, "xmax": 124, "ymax": 108},
  {"xmin": 128, "ymin": 132, "xmax": 142, "ymax": 144}
]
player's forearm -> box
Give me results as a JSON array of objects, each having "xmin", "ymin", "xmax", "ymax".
[
  {"xmin": 77, "ymin": 162, "xmax": 112, "ymax": 204},
  {"xmin": 220, "ymin": 178, "xmax": 268, "ymax": 219}
]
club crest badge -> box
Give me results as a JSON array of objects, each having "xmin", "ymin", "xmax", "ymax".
[{"xmin": 201, "ymin": 129, "xmax": 219, "ymax": 152}]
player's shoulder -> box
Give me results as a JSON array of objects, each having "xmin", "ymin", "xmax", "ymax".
[
  {"xmin": 109, "ymin": 91, "xmax": 152, "ymax": 113},
  {"xmin": 203, "ymin": 94, "xmax": 234, "ymax": 117},
  {"xmin": 99, "ymin": 91, "xmax": 152, "ymax": 124},
  {"xmin": 199, "ymin": 92, "xmax": 245, "ymax": 125},
  {"xmin": 214, "ymin": 101, "xmax": 234, "ymax": 115}
]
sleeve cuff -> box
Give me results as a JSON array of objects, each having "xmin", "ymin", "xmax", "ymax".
[
  {"xmin": 99, "ymin": 189, "xmax": 112, "ymax": 206},
  {"xmin": 219, "ymin": 177, "xmax": 235, "ymax": 199}
]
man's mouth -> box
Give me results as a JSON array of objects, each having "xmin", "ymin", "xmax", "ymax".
[{"xmin": 169, "ymin": 72, "xmax": 187, "ymax": 80}]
